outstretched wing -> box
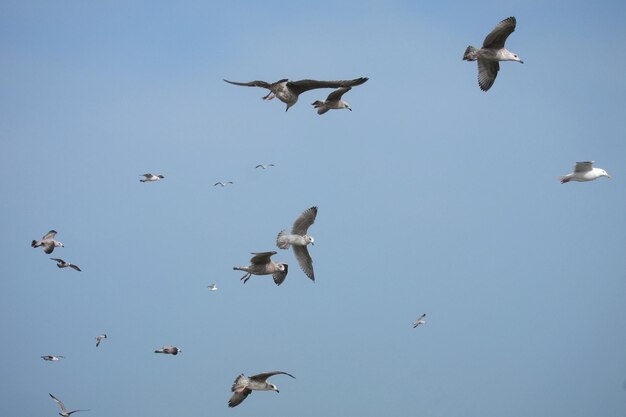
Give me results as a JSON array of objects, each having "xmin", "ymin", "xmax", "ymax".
[
  {"xmin": 43, "ymin": 230, "xmax": 57, "ymax": 240},
  {"xmin": 272, "ymin": 264, "xmax": 288, "ymax": 285},
  {"xmin": 223, "ymin": 79, "xmax": 272, "ymax": 89},
  {"xmin": 49, "ymin": 393, "xmax": 67, "ymax": 413},
  {"xmin": 287, "ymin": 77, "xmax": 368, "ymax": 95},
  {"xmin": 574, "ymin": 161, "xmax": 594, "ymax": 172},
  {"xmin": 43, "ymin": 242, "xmax": 56, "ymax": 254},
  {"xmin": 293, "ymin": 246, "xmax": 314, "ymax": 281},
  {"xmin": 250, "ymin": 251, "xmax": 277, "ymax": 265},
  {"xmin": 50, "ymin": 258, "xmax": 64, "ymax": 262},
  {"xmin": 292, "ymin": 206, "xmax": 318, "ymax": 235},
  {"xmin": 70, "ymin": 264, "xmax": 82, "ymax": 272},
  {"xmin": 326, "ymin": 87, "xmax": 351, "ymax": 101},
  {"xmin": 482, "ymin": 16, "xmax": 516, "ymax": 49},
  {"xmin": 477, "ymin": 59, "xmax": 499, "ymax": 91},
  {"xmin": 250, "ymin": 371, "xmax": 296, "ymax": 382},
  {"xmin": 228, "ymin": 388, "xmax": 252, "ymax": 407}
]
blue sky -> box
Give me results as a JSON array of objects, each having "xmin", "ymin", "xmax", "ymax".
[{"xmin": 1, "ymin": 1, "xmax": 626, "ymax": 416}]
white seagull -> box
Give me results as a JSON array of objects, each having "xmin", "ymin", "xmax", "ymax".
[
  {"xmin": 140, "ymin": 173, "xmax": 164, "ymax": 182},
  {"xmin": 49, "ymin": 393, "xmax": 89, "ymax": 417},
  {"xmin": 559, "ymin": 161, "xmax": 611, "ymax": 184},
  {"xmin": 228, "ymin": 371, "xmax": 296, "ymax": 408},
  {"xmin": 154, "ymin": 345, "xmax": 181, "ymax": 355},
  {"xmin": 50, "ymin": 258, "xmax": 81, "ymax": 271},
  {"xmin": 255, "ymin": 163, "xmax": 275, "ymax": 170},
  {"xmin": 276, "ymin": 207, "xmax": 317, "ymax": 281},
  {"xmin": 233, "ymin": 251, "xmax": 288, "ymax": 285},
  {"xmin": 207, "ymin": 284, "xmax": 218, "ymax": 291},
  {"xmin": 463, "ymin": 16, "xmax": 523, "ymax": 91},
  {"xmin": 214, "ymin": 181, "xmax": 234, "ymax": 187},
  {"xmin": 32, "ymin": 230, "xmax": 64, "ymax": 254},
  {"xmin": 312, "ymin": 87, "xmax": 354, "ymax": 115},
  {"xmin": 413, "ymin": 314, "xmax": 426, "ymax": 328},
  {"xmin": 41, "ymin": 355, "xmax": 65, "ymax": 361},
  {"xmin": 95, "ymin": 334, "xmax": 107, "ymax": 347},
  {"xmin": 224, "ymin": 77, "xmax": 368, "ymax": 111}
]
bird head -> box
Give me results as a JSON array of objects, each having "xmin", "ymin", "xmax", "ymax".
[
  {"xmin": 270, "ymin": 384, "xmax": 279, "ymax": 393},
  {"xmin": 601, "ymin": 170, "xmax": 611, "ymax": 178},
  {"xmin": 56, "ymin": 242, "xmax": 64, "ymax": 247},
  {"xmin": 277, "ymin": 264, "xmax": 286, "ymax": 272},
  {"xmin": 511, "ymin": 53, "xmax": 523, "ymax": 63},
  {"xmin": 305, "ymin": 235, "xmax": 315, "ymax": 245}
]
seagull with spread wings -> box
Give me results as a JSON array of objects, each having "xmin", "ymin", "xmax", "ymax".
[
  {"xmin": 312, "ymin": 87, "xmax": 355, "ymax": 115},
  {"xmin": 140, "ymin": 173, "xmax": 164, "ymax": 182},
  {"xmin": 154, "ymin": 345, "xmax": 182, "ymax": 355},
  {"xmin": 463, "ymin": 16, "xmax": 523, "ymax": 91},
  {"xmin": 95, "ymin": 334, "xmax": 107, "ymax": 347},
  {"xmin": 560, "ymin": 161, "xmax": 611, "ymax": 184},
  {"xmin": 214, "ymin": 181, "xmax": 234, "ymax": 187},
  {"xmin": 223, "ymin": 77, "xmax": 368, "ymax": 111},
  {"xmin": 255, "ymin": 163, "xmax": 275, "ymax": 170},
  {"xmin": 49, "ymin": 393, "xmax": 89, "ymax": 417},
  {"xmin": 413, "ymin": 314, "xmax": 426, "ymax": 328},
  {"xmin": 41, "ymin": 355, "xmax": 65, "ymax": 361},
  {"xmin": 228, "ymin": 371, "xmax": 295, "ymax": 408},
  {"xmin": 276, "ymin": 207, "xmax": 317, "ymax": 281},
  {"xmin": 32, "ymin": 230, "xmax": 64, "ymax": 254},
  {"xmin": 233, "ymin": 251, "xmax": 288, "ymax": 285},
  {"xmin": 50, "ymin": 258, "xmax": 81, "ymax": 271}
]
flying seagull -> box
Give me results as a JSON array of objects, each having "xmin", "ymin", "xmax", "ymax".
[
  {"xmin": 312, "ymin": 87, "xmax": 355, "ymax": 115},
  {"xmin": 140, "ymin": 173, "xmax": 164, "ymax": 182},
  {"xmin": 560, "ymin": 161, "xmax": 611, "ymax": 183},
  {"xmin": 255, "ymin": 163, "xmax": 275, "ymax": 169},
  {"xmin": 233, "ymin": 251, "xmax": 288, "ymax": 285},
  {"xmin": 228, "ymin": 371, "xmax": 295, "ymax": 408},
  {"xmin": 49, "ymin": 393, "xmax": 89, "ymax": 417},
  {"xmin": 214, "ymin": 181, "xmax": 234, "ymax": 187},
  {"xmin": 95, "ymin": 334, "xmax": 107, "ymax": 347},
  {"xmin": 154, "ymin": 345, "xmax": 181, "ymax": 355},
  {"xmin": 50, "ymin": 258, "xmax": 81, "ymax": 271},
  {"xmin": 223, "ymin": 77, "xmax": 368, "ymax": 111},
  {"xmin": 32, "ymin": 230, "xmax": 64, "ymax": 254},
  {"xmin": 277, "ymin": 207, "xmax": 317, "ymax": 281},
  {"xmin": 207, "ymin": 284, "xmax": 218, "ymax": 291},
  {"xmin": 41, "ymin": 355, "xmax": 65, "ymax": 361},
  {"xmin": 463, "ymin": 16, "xmax": 523, "ymax": 91},
  {"xmin": 413, "ymin": 314, "xmax": 426, "ymax": 328}
]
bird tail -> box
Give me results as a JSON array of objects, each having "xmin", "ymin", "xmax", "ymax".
[
  {"xmin": 559, "ymin": 175, "xmax": 571, "ymax": 184},
  {"xmin": 140, "ymin": 179, "xmax": 147, "ymax": 182},
  {"xmin": 233, "ymin": 266, "xmax": 247, "ymax": 272},
  {"xmin": 276, "ymin": 230, "xmax": 290, "ymax": 249},
  {"xmin": 31, "ymin": 240, "xmax": 40, "ymax": 248},
  {"xmin": 312, "ymin": 101, "xmax": 329, "ymax": 115},
  {"xmin": 463, "ymin": 45, "xmax": 478, "ymax": 61},
  {"xmin": 312, "ymin": 100, "xmax": 323, "ymax": 108},
  {"xmin": 154, "ymin": 349, "xmax": 163, "ymax": 353}
]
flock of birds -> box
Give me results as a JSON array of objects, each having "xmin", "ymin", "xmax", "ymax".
[{"xmin": 32, "ymin": 15, "xmax": 613, "ymax": 415}]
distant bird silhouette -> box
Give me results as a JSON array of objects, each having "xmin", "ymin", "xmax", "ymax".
[
  {"xmin": 140, "ymin": 173, "xmax": 164, "ymax": 182},
  {"xmin": 95, "ymin": 334, "xmax": 107, "ymax": 347},
  {"xmin": 207, "ymin": 284, "xmax": 218, "ymax": 291},
  {"xmin": 255, "ymin": 163, "xmax": 275, "ymax": 170},
  {"xmin": 50, "ymin": 258, "xmax": 81, "ymax": 271},
  {"xmin": 154, "ymin": 345, "xmax": 181, "ymax": 355},
  {"xmin": 41, "ymin": 355, "xmax": 65, "ymax": 361},
  {"xmin": 214, "ymin": 181, "xmax": 234, "ymax": 187},
  {"xmin": 276, "ymin": 207, "xmax": 317, "ymax": 281},
  {"xmin": 228, "ymin": 371, "xmax": 295, "ymax": 407},
  {"xmin": 49, "ymin": 393, "xmax": 89, "ymax": 417},
  {"xmin": 32, "ymin": 230, "xmax": 64, "ymax": 254},
  {"xmin": 224, "ymin": 77, "xmax": 368, "ymax": 111},
  {"xmin": 463, "ymin": 16, "xmax": 523, "ymax": 91},
  {"xmin": 413, "ymin": 314, "xmax": 426, "ymax": 328},
  {"xmin": 233, "ymin": 251, "xmax": 288, "ymax": 285}
]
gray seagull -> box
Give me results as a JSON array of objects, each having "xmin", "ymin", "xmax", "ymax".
[
  {"xmin": 276, "ymin": 207, "xmax": 317, "ymax": 281},
  {"xmin": 154, "ymin": 345, "xmax": 182, "ymax": 355},
  {"xmin": 463, "ymin": 16, "xmax": 523, "ymax": 91},
  {"xmin": 32, "ymin": 230, "xmax": 64, "ymax": 254},
  {"xmin": 223, "ymin": 77, "xmax": 368, "ymax": 111},
  {"xmin": 228, "ymin": 371, "xmax": 296, "ymax": 408},
  {"xmin": 312, "ymin": 87, "xmax": 354, "ymax": 115},
  {"xmin": 41, "ymin": 355, "xmax": 65, "ymax": 361},
  {"xmin": 413, "ymin": 314, "xmax": 426, "ymax": 328},
  {"xmin": 50, "ymin": 258, "xmax": 81, "ymax": 271},
  {"xmin": 559, "ymin": 161, "xmax": 611, "ymax": 183},
  {"xmin": 140, "ymin": 173, "xmax": 164, "ymax": 182},
  {"xmin": 233, "ymin": 251, "xmax": 288, "ymax": 285},
  {"xmin": 95, "ymin": 334, "xmax": 107, "ymax": 347},
  {"xmin": 49, "ymin": 393, "xmax": 89, "ymax": 417}
]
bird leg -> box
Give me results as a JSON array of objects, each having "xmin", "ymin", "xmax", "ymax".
[{"xmin": 240, "ymin": 273, "xmax": 251, "ymax": 283}]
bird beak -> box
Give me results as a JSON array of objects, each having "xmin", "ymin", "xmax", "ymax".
[
  {"xmin": 276, "ymin": 390, "xmax": 280, "ymax": 393},
  {"xmin": 519, "ymin": 60, "xmax": 524, "ymax": 64},
  {"xmin": 607, "ymin": 174, "xmax": 612, "ymax": 178},
  {"xmin": 348, "ymin": 107, "xmax": 352, "ymax": 111}
]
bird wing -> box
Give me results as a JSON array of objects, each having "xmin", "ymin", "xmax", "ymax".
[
  {"xmin": 287, "ymin": 77, "xmax": 368, "ymax": 95},
  {"xmin": 49, "ymin": 393, "xmax": 67, "ymax": 412},
  {"xmin": 70, "ymin": 264, "xmax": 81, "ymax": 271},
  {"xmin": 44, "ymin": 242, "xmax": 56, "ymax": 254},
  {"xmin": 272, "ymin": 264, "xmax": 288, "ymax": 286},
  {"xmin": 292, "ymin": 206, "xmax": 318, "ymax": 235},
  {"xmin": 482, "ymin": 16, "xmax": 516, "ymax": 49},
  {"xmin": 293, "ymin": 246, "xmax": 314, "ymax": 281},
  {"xmin": 477, "ymin": 59, "xmax": 499, "ymax": 91},
  {"xmin": 50, "ymin": 258, "xmax": 63, "ymax": 262},
  {"xmin": 223, "ymin": 79, "xmax": 273, "ymax": 89},
  {"xmin": 574, "ymin": 161, "xmax": 594, "ymax": 172},
  {"xmin": 141, "ymin": 173, "xmax": 153, "ymax": 178},
  {"xmin": 250, "ymin": 371, "xmax": 296, "ymax": 382},
  {"xmin": 250, "ymin": 251, "xmax": 277, "ymax": 265},
  {"xmin": 43, "ymin": 230, "xmax": 57, "ymax": 240},
  {"xmin": 326, "ymin": 87, "xmax": 351, "ymax": 101},
  {"xmin": 66, "ymin": 409, "xmax": 90, "ymax": 415},
  {"xmin": 228, "ymin": 388, "xmax": 252, "ymax": 407}
]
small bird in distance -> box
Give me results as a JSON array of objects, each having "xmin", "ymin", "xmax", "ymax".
[
  {"xmin": 255, "ymin": 163, "xmax": 275, "ymax": 170},
  {"xmin": 154, "ymin": 345, "xmax": 181, "ymax": 355},
  {"xmin": 50, "ymin": 258, "xmax": 81, "ymax": 271},
  {"xmin": 413, "ymin": 314, "xmax": 426, "ymax": 328},
  {"xmin": 214, "ymin": 181, "xmax": 234, "ymax": 187},
  {"xmin": 95, "ymin": 334, "xmax": 107, "ymax": 347},
  {"xmin": 41, "ymin": 355, "xmax": 65, "ymax": 361},
  {"xmin": 228, "ymin": 371, "xmax": 296, "ymax": 408},
  {"xmin": 49, "ymin": 393, "xmax": 89, "ymax": 417},
  {"xmin": 559, "ymin": 161, "xmax": 611, "ymax": 184},
  {"xmin": 32, "ymin": 230, "xmax": 64, "ymax": 254},
  {"xmin": 207, "ymin": 284, "xmax": 218, "ymax": 291},
  {"xmin": 140, "ymin": 173, "xmax": 164, "ymax": 182}
]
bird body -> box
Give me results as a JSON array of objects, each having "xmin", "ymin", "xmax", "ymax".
[
  {"xmin": 140, "ymin": 173, "xmax": 164, "ymax": 182},
  {"xmin": 154, "ymin": 345, "xmax": 181, "ymax": 355},
  {"xmin": 50, "ymin": 258, "xmax": 81, "ymax": 271},
  {"xmin": 228, "ymin": 371, "xmax": 295, "ymax": 407},
  {"xmin": 233, "ymin": 251, "xmax": 288, "ymax": 285},
  {"xmin": 276, "ymin": 207, "xmax": 317, "ymax": 281},
  {"xmin": 32, "ymin": 230, "xmax": 64, "ymax": 254},
  {"xmin": 224, "ymin": 77, "xmax": 368, "ymax": 111},
  {"xmin": 560, "ymin": 161, "xmax": 611, "ymax": 183},
  {"xmin": 463, "ymin": 16, "xmax": 523, "ymax": 91}
]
